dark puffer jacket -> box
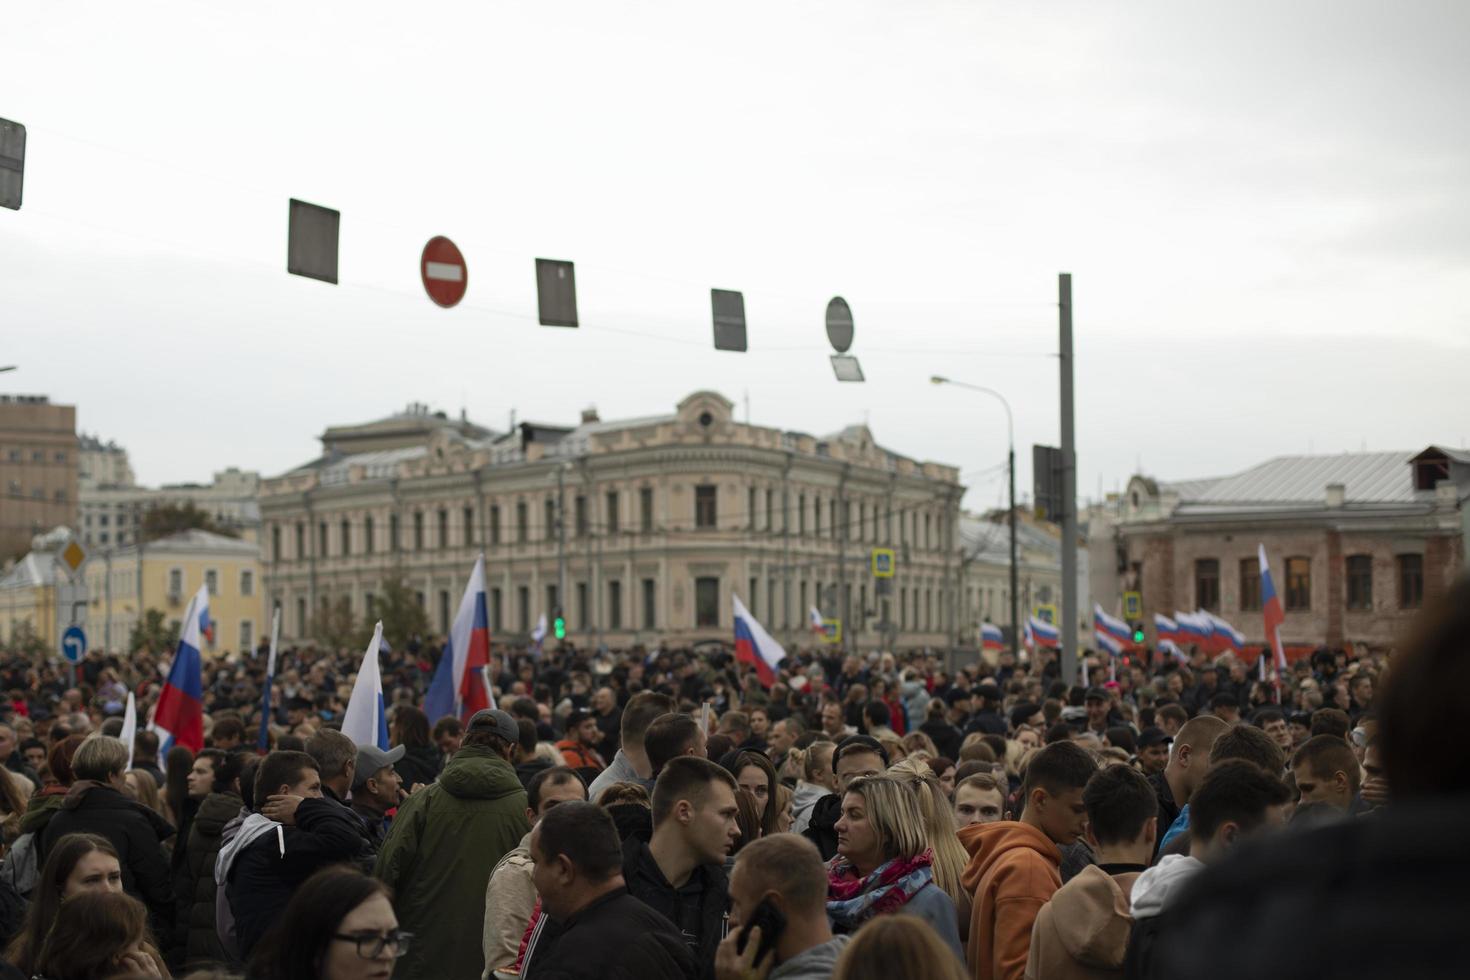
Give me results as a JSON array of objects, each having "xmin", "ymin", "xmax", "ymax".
[
  {"xmin": 621, "ymin": 837, "xmax": 728, "ymax": 980},
  {"xmin": 176, "ymin": 791, "xmax": 242, "ymax": 967}
]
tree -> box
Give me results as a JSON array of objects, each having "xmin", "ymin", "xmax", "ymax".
[
  {"xmin": 141, "ymin": 502, "xmax": 239, "ymax": 542},
  {"xmin": 308, "ymin": 596, "xmax": 360, "ymax": 650},
  {"xmin": 375, "ymin": 569, "xmax": 431, "ymax": 655},
  {"xmin": 7, "ymin": 619, "xmax": 48, "ymax": 660},
  {"xmin": 129, "ymin": 608, "xmax": 180, "ymax": 655}
]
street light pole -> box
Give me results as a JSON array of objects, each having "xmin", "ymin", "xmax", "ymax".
[{"xmin": 930, "ymin": 377, "xmax": 1019, "ymax": 660}]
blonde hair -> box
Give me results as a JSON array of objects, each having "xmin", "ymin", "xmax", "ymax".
[
  {"xmin": 902, "ymin": 731, "xmax": 939, "ymax": 758},
  {"xmin": 72, "ymin": 735, "xmax": 128, "ymax": 782},
  {"xmin": 886, "ymin": 758, "xmax": 968, "ymax": 907},
  {"xmin": 596, "ymin": 781, "xmax": 652, "ymax": 808},
  {"xmin": 843, "ymin": 774, "xmax": 927, "ymax": 862},
  {"xmin": 832, "ymin": 915, "xmax": 968, "ymax": 980}
]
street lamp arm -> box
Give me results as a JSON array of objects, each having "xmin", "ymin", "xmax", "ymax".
[{"xmin": 930, "ymin": 377, "xmax": 1013, "ymax": 447}]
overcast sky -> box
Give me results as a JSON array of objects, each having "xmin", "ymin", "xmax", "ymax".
[{"xmin": 4, "ymin": 1, "xmax": 1467, "ymax": 511}]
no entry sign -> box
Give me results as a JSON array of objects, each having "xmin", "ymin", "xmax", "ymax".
[{"xmin": 421, "ymin": 236, "xmax": 467, "ymax": 308}]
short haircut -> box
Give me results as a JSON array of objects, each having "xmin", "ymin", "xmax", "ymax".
[
  {"xmin": 1021, "ymin": 741, "xmax": 1097, "ymax": 799},
  {"xmin": 733, "ymin": 833, "xmax": 828, "ymax": 915},
  {"xmin": 1293, "ymin": 735, "xmax": 1362, "ymax": 794},
  {"xmin": 527, "ymin": 765, "xmax": 587, "ymax": 811},
  {"xmin": 72, "ymin": 735, "xmax": 128, "ymax": 782},
  {"xmin": 1189, "ymin": 760, "xmax": 1292, "ymax": 841},
  {"xmin": 645, "ymin": 713, "xmax": 702, "ymax": 775},
  {"xmin": 213, "ymin": 751, "xmax": 249, "ymax": 796},
  {"xmin": 1156, "ymin": 703, "xmax": 1189, "ymax": 729},
  {"xmin": 1009, "ymin": 702, "xmax": 1042, "ymax": 730},
  {"xmin": 133, "ymin": 730, "xmax": 160, "ymax": 759},
  {"xmin": 718, "ymin": 711, "xmax": 751, "ymax": 736},
  {"xmin": 776, "ymin": 714, "xmax": 806, "ymax": 736},
  {"xmin": 832, "ymin": 735, "xmax": 889, "ymax": 772},
  {"xmin": 1253, "ymin": 708, "xmax": 1285, "ymax": 728},
  {"xmin": 255, "ymin": 750, "xmax": 318, "ymax": 801},
  {"xmin": 651, "ymin": 755, "xmax": 736, "ymax": 826},
  {"xmin": 1174, "ymin": 714, "xmax": 1230, "ymax": 753},
  {"xmin": 536, "ymin": 801, "xmax": 623, "ymax": 881},
  {"xmin": 959, "ymin": 742, "xmax": 997, "ymax": 764},
  {"xmin": 1310, "ymin": 708, "xmax": 1351, "ymax": 740},
  {"xmin": 1209, "ymin": 692, "xmax": 1239, "ymax": 711},
  {"xmin": 864, "ymin": 701, "xmax": 891, "ymax": 728},
  {"xmin": 802, "ymin": 741, "xmax": 835, "ymax": 783},
  {"xmin": 516, "ymin": 719, "xmax": 538, "ymax": 755},
  {"xmin": 304, "ymin": 729, "xmax": 356, "ymax": 781},
  {"xmin": 432, "ymin": 716, "xmax": 463, "ymax": 739},
  {"xmin": 510, "ymin": 697, "xmax": 540, "ymax": 722},
  {"xmin": 211, "ymin": 717, "xmax": 246, "ymax": 744},
  {"xmin": 1208, "ymin": 724, "xmax": 1285, "ymax": 775},
  {"xmin": 844, "ymin": 775, "xmax": 927, "ymax": 861},
  {"xmin": 1104, "ymin": 726, "xmax": 1137, "ymax": 755},
  {"xmin": 621, "ymin": 692, "xmax": 676, "ymax": 748},
  {"xmin": 1044, "ymin": 722, "xmax": 1073, "ymax": 745},
  {"xmin": 956, "ymin": 772, "xmax": 1003, "ymax": 796},
  {"xmin": 1083, "ymin": 764, "xmax": 1158, "ymax": 846}
]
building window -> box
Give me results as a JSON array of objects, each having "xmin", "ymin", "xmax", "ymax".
[
  {"xmin": 240, "ymin": 619, "xmax": 253, "ymax": 651},
  {"xmin": 319, "ymin": 522, "xmax": 328, "ymax": 556},
  {"xmin": 438, "ymin": 509, "xmax": 449, "ymax": 549},
  {"xmin": 517, "ymin": 501, "xmax": 528, "ymax": 543},
  {"xmin": 695, "ymin": 577, "xmax": 720, "ymax": 628},
  {"xmin": 575, "ymin": 496, "xmax": 588, "ymax": 537},
  {"xmin": 364, "ymin": 516, "xmax": 374, "ymax": 554},
  {"xmin": 1398, "ymin": 554, "xmax": 1424, "ymax": 609},
  {"xmin": 545, "ymin": 499, "xmax": 556, "ymax": 541},
  {"xmin": 205, "ymin": 568, "xmax": 219, "ymax": 596},
  {"xmin": 800, "ymin": 582, "xmax": 808, "ymax": 619},
  {"xmin": 608, "ymin": 581, "xmax": 622, "ymax": 630},
  {"xmin": 413, "ymin": 512, "xmax": 424, "ymax": 550},
  {"xmin": 798, "ymin": 494, "xmax": 807, "ymax": 535},
  {"xmin": 748, "ymin": 487, "xmax": 757, "ymax": 530},
  {"xmin": 54, "ymin": 489, "xmax": 66, "ymax": 503},
  {"xmin": 389, "ymin": 514, "xmax": 399, "ymax": 551},
  {"xmin": 365, "ymin": 592, "xmax": 376, "ymax": 616},
  {"xmin": 295, "ymin": 523, "xmax": 305, "ymax": 559},
  {"xmin": 1345, "ymin": 555, "xmax": 1373, "ymax": 611},
  {"xmin": 168, "ymin": 567, "xmax": 183, "ymax": 596},
  {"xmin": 271, "ymin": 526, "xmax": 281, "ymax": 562},
  {"xmin": 642, "ymin": 578, "xmax": 656, "ymax": 629},
  {"xmin": 546, "ymin": 585, "xmax": 559, "ymax": 622},
  {"xmin": 438, "ymin": 590, "xmax": 451, "ymax": 633},
  {"xmin": 831, "ymin": 500, "xmax": 838, "ymax": 539},
  {"xmin": 340, "ymin": 518, "xmax": 351, "ymax": 556},
  {"xmin": 1285, "ymin": 557, "xmax": 1311, "ymax": 611},
  {"xmin": 769, "ymin": 579, "xmax": 777, "ymax": 626},
  {"xmin": 490, "ymin": 587, "xmax": 502, "ymax": 632},
  {"xmin": 297, "ymin": 597, "xmax": 307, "ymax": 635},
  {"xmin": 1195, "ymin": 559, "xmax": 1220, "ymax": 611},
  {"xmin": 695, "ymin": 485, "xmax": 717, "ymax": 529},
  {"xmin": 749, "ymin": 577, "xmax": 758, "ymax": 614},
  {"xmin": 464, "ymin": 506, "xmax": 475, "ymax": 546},
  {"xmin": 577, "ymin": 582, "xmax": 589, "ymax": 630},
  {"xmin": 814, "ymin": 496, "xmax": 822, "ymax": 536},
  {"xmin": 100, "ymin": 514, "xmax": 109, "ymax": 527},
  {"xmin": 240, "ymin": 569, "xmax": 254, "ymax": 596},
  {"xmin": 1239, "ymin": 559, "xmax": 1261, "ymax": 612},
  {"xmin": 99, "ymin": 532, "xmax": 108, "ymax": 543},
  {"xmin": 518, "ymin": 586, "xmax": 530, "ymax": 630},
  {"xmin": 640, "ymin": 487, "xmax": 654, "ymax": 533},
  {"xmin": 606, "ymin": 492, "xmax": 619, "ymax": 535},
  {"xmin": 490, "ymin": 505, "xmax": 502, "ymax": 545}
]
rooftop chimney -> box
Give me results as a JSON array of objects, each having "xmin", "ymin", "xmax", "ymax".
[
  {"xmin": 581, "ymin": 407, "xmax": 600, "ymax": 425},
  {"xmin": 1325, "ymin": 483, "xmax": 1346, "ymax": 508}
]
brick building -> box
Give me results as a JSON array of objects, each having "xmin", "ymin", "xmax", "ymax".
[
  {"xmin": 1113, "ymin": 447, "xmax": 1469, "ymax": 651},
  {"xmin": 0, "ymin": 395, "xmax": 78, "ymax": 562}
]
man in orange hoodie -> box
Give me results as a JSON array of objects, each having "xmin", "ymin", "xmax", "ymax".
[
  {"xmin": 1024, "ymin": 764, "xmax": 1158, "ymax": 980},
  {"xmin": 959, "ymin": 740, "xmax": 1096, "ymax": 980}
]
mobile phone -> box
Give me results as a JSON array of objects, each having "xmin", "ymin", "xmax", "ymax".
[{"xmin": 736, "ymin": 898, "xmax": 786, "ymax": 966}]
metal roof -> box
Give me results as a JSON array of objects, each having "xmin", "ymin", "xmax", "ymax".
[{"xmin": 1190, "ymin": 452, "xmax": 1421, "ymax": 505}]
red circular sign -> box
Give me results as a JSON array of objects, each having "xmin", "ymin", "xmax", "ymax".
[{"xmin": 420, "ymin": 236, "xmax": 467, "ymax": 308}]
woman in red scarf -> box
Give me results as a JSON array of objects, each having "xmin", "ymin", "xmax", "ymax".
[{"xmin": 826, "ymin": 774, "xmax": 964, "ymax": 961}]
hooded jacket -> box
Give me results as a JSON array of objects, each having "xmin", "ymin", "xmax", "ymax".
[
  {"xmin": 1122, "ymin": 854, "xmax": 1203, "ymax": 980},
  {"xmin": 959, "ymin": 820, "xmax": 1063, "ymax": 980},
  {"xmin": 770, "ymin": 935, "xmax": 852, "ymax": 980},
  {"xmin": 375, "ymin": 743, "xmax": 530, "ymax": 980},
  {"xmin": 790, "ymin": 781, "xmax": 828, "ymax": 836},
  {"xmin": 802, "ymin": 793, "xmax": 842, "ymax": 861},
  {"xmin": 177, "ymin": 790, "xmax": 242, "ymax": 966},
  {"xmin": 1025, "ymin": 865, "xmax": 1141, "ymax": 980},
  {"xmin": 621, "ymin": 836, "xmax": 729, "ymax": 980},
  {"xmin": 523, "ymin": 887, "xmax": 697, "ymax": 980},
  {"xmin": 394, "ymin": 742, "xmax": 442, "ymax": 789}
]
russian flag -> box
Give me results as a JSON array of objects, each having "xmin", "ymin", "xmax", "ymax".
[
  {"xmin": 152, "ymin": 584, "xmax": 206, "ymax": 754},
  {"xmin": 1094, "ymin": 629, "xmax": 1125, "ymax": 658},
  {"xmin": 1028, "ymin": 616, "xmax": 1060, "ymax": 649},
  {"xmin": 734, "ymin": 594, "xmax": 786, "ymax": 687},
  {"xmin": 809, "ymin": 606, "xmax": 826, "ymax": 634},
  {"xmin": 1022, "ymin": 619, "xmax": 1035, "ymax": 650},
  {"xmin": 1259, "ymin": 544, "xmax": 1287, "ymax": 673},
  {"xmin": 423, "ymin": 643, "xmax": 456, "ymax": 723},
  {"xmin": 981, "ymin": 622, "xmax": 1004, "ymax": 651},
  {"xmin": 1177, "ymin": 611, "xmax": 1212, "ymax": 649},
  {"xmin": 1154, "ymin": 613, "xmax": 1183, "ymax": 644},
  {"xmin": 1093, "ymin": 605, "xmax": 1132, "ymax": 646},
  {"xmin": 197, "ymin": 593, "xmax": 214, "ymax": 647},
  {"xmin": 343, "ymin": 621, "xmax": 390, "ymax": 750},
  {"xmin": 448, "ymin": 555, "xmax": 494, "ymax": 722},
  {"xmin": 1205, "ymin": 612, "xmax": 1246, "ymax": 652},
  {"xmin": 531, "ymin": 613, "xmax": 548, "ymax": 658}
]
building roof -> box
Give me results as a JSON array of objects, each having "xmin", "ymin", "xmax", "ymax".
[
  {"xmin": 140, "ymin": 529, "xmax": 258, "ymax": 556},
  {"xmin": 0, "ymin": 550, "xmax": 61, "ymax": 591},
  {"xmin": 1183, "ymin": 452, "xmax": 1423, "ymax": 505}
]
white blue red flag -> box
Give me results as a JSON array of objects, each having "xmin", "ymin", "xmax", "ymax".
[
  {"xmin": 343, "ymin": 621, "xmax": 390, "ymax": 750},
  {"xmin": 1259, "ymin": 544, "xmax": 1287, "ymax": 673},
  {"xmin": 809, "ymin": 606, "xmax": 826, "ymax": 633},
  {"xmin": 1028, "ymin": 616, "xmax": 1060, "ymax": 649},
  {"xmin": 152, "ymin": 584, "xmax": 206, "ymax": 754},
  {"xmin": 1093, "ymin": 605, "xmax": 1132, "ymax": 646},
  {"xmin": 1094, "ymin": 628, "xmax": 1125, "ymax": 658},
  {"xmin": 734, "ymin": 594, "xmax": 786, "ymax": 687},
  {"xmin": 449, "ymin": 555, "xmax": 494, "ymax": 720},
  {"xmin": 1205, "ymin": 612, "xmax": 1246, "ymax": 652},
  {"xmin": 531, "ymin": 613, "xmax": 548, "ymax": 656},
  {"xmin": 1176, "ymin": 611, "xmax": 1213, "ymax": 650},
  {"xmin": 258, "ymin": 608, "xmax": 280, "ymax": 752},
  {"xmin": 981, "ymin": 622, "xmax": 1005, "ymax": 651},
  {"xmin": 1154, "ymin": 613, "xmax": 1183, "ymax": 645}
]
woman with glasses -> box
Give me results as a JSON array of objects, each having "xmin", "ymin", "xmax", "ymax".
[{"xmin": 248, "ymin": 866, "xmax": 410, "ymax": 980}]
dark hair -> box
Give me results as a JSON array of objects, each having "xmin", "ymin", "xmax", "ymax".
[
  {"xmin": 516, "ymin": 718, "xmax": 539, "ymax": 755},
  {"xmin": 305, "ymin": 729, "xmax": 356, "ymax": 781},
  {"xmin": 1082, "ymin": 764, "xmax": 1157, "ymax": 846},
  {"xmin": 277, "ymin": 735, "xmax": 306, "ymax": 752},
  {"xmin": 535, "ymin": 800, "xmax": 623, "ymax": 881},
  {"xmin": 1253, "ymin": 708, "xmax": 1285, "ymax": 728},
  {"xmin": 34, "ymin": 890, "xmax": 154, "ymax": 980},
  {"xmin": 1008, "ymin": 702, "xmax": 1042, "ymax": 731},
  {"xmin": 239, "ymin": 755, "xmax": 262, "ymax": 810},
  {"xmin": 652, "ymin": 755, "xmax": 737, "ymax": 826},
  {"xmin": 1156, "ymin": 703, "xmax": 1189, "ymax": 728},
  {"xmin": 133, "ymin": 728, "xmax": 160, "ymax": 759},
  {"xmin": 728, "ymin": 750, "xmax": 780, "ymax": 836},
  {"xmin": 528, "ymin": 766, "xmax": 586, "ymax": 812},
  {"xmin": 832, "ymin": 734, "xmax": 889, "ymax": 773},
  {"xmin": 165, "ymin": 744, "xmax": 194, "ymax": 822},
  {"xmin": 1021, "ymin": 741, "xmax": 1097, "ymax": 800},
  {"xmin": 250, "ymin": 866, "xmax": 393, "ymax": 980},
  {"xmin": 1293, "ymin": 735, "xmax": 1362, "ymax": 795},
  {"xmin": 863, "ymin": 700, "xmax": 891, "ymax": 729},
  {"xmin": 1310, "ymin": 707, "xmax": 1351, "ymax": 740},
  {"xmin": 1044, "ymin": 722, "xmax": 1072, "ymax": 745},
  {"xmin": 255, "ymin": 750, "xmax": 319, "ymax": 804},
  {"xmin": 432, "ymin": 716, "xmax": 463, "ymax": 739},
  {"xmin": 1104, "ymin": 726, "xmax": 1137, "ymax": 755},
  {"xmin": 1208, "ymin": 724, "xmax": 1285, "ymax": 775},
  {"xmin": 1189, "ymin": 760, "xmax": 1291, "ymax": 842},
  {"xmin": 211, "ymin": 717, "xmax": 246, "ymax": 745},
  {"xmin": 393, "ymin": 705, "xmax": 431, "ymax": 748},
  {"xmin": 732, "ymin": 789, "xmax": 763, "ymax": 854},
  {"xmin": 1209, "ymin": 692, "xmax": 1239, "ymax": 711},
  {"xmin": 6, "ymin": 833, "xmax": 120, "ymax": 975},
  {"xmin": 193, "ymin": 748, "xmax": 228, "ymax": 793},
  {"xmin": 645, "ymin": 713, "xmax": 702, "ymax": 775},
  {"xmin": 47, "ymin": 734, "xmax": 85, "ymax": 786}
]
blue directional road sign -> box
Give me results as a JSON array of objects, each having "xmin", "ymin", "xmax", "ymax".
[{"xmin": 61, "ymin": 625, "xmax": 87, "ymax": 664}]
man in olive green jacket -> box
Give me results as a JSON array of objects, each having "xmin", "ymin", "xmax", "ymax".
[{"xmin": 376, "ymin": 709, "xmax": 530, "ymax": 980}]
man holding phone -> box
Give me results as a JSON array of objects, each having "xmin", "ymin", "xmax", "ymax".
[{"xmin": 715, "ymin": 835, "xmax": 850, "ymax": 980}]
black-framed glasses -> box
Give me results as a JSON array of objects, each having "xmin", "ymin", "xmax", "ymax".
[{"xmin": 333, "ymin": 929, "xmax": 413, "ymax": 959}]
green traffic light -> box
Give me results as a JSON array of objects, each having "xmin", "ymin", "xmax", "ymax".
[
  {"xmin": 1133, "ymin": 629, "xmax": 1146, "ymax": 643},
  {"xmin": 554, "ymin": 617, "xmax": 566, "ymax": 640}
]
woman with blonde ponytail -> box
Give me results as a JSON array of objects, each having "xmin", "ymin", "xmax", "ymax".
[{"xmin": 886, "ymin": 756, "xmax": 974, "ymax": 943}]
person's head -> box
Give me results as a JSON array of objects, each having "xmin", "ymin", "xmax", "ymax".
[
  {"xmin": 463, "ymin": 709, "xmax": 519, "ymax": 760},
  {"xmin": 251, "ymin": 866, "xmax": 403, "ymax": 980},
  {"xmin": 620, "ymin": 691, "xmax": 676, "ymax": 755},
  {"xmin": 645, "ymin": 712, "xmax": 706, "ymax": 776},
  {"xmin": 1103, "ymin": 726, "xmax": 1137, "ymax": 755},
  {"xmin": 1156, "ymin": 703, "xmax": 1188, "ymax": 738},
  {"xmin": 1018, "ymin": 741, "xmax": 1097, "ymax": 846},
  {"xmin": 748, "ymin": 706, "xmax": 771, "ymax": 738},
  {"xmin": 1136, "ymin": 728, "xmax": 1171, "ymax": 775},
  {"xmin": 718, "ymin": 710, "xmax": 752, "ymax": 743},
  {"xmin": 591, "ymin": 687, "xmax": 616, "ymax": 715},
  {"xmin": 820, "ymin": 702, "xmax": 846, "ymax": 735},
  {"xmin": 1310, "ymin": 707, "xmax": 1351, "ymax": 741},
  {"xmin": 1188, "ymin": 760, "xmax": 1292, "ymax": 862},
  {"xmin": 835, "ymin": 774, "xmax": 926, "ymax": 874},
  {"xmin": 1209, "ymin": 692, "xmax": 1240, "ymax": 723},
  {"xmin": 1254, "ymin": 709, "xmax": 1291, "ymax": 752},
  {"xmin": 187, "ymin": 748, "xmax": 227, "ymax": 800},
  {"xmin": 33, "ymin": 890, "xmax": 155, "ymax": 980},
  {"xmin": 832, "ymin": 735, "xmax": 889, "ymax": 793},
  {"xmin": 953, "ymin": 772, "xmax": 1006, "ymax": 827},
  {"xmin": 6, "ymin": 833, "xmax": 124, "ymax": 975},
  {"xmin": 930, "ymin": 756, "xmax": 957, "ymax": 798},
  {"xmin": 565, "ymin": 709, "xmax": 601, "ymax": 747},
  {"xmin": 305, "ymin": 729, "xmax": 357, "ymax": 791},
  {"xmin": 131, "ymin": 729, "xmax": 160, "ymax": 764},
  {"xmin": 1292, "ymin": 735, "xmax": 1361, "ymax": 811},
  {"xmin": 830, "ymin": 912, "xmax": 970, "ymax": 980},
  {"xmin": 1009, "ymin": 702, "xmax": 1044, "ymax": 734},
  {"xmin": 526, "ymin": 765, "xmax": 588, "ymax": 825},
  {"xmin": 801, "ymin": 740, "xmax": 839, "ymax": 793},
  {"xmin": 728, "ymin": 751, "xmax": 780, "ymax": 836},
  {"xmin": 652, "ymin": 755, "xmax": 741, "ymax": 862},
  {"xmin": 352, "ymin": 745, "xmax": 406, "ymax": 809},
  {"xmin": 432, "ymin": 716, "xmax": 464, "ymax": 755},
  {"xmin": 1208, "ymin": 724, "xmax": 1285, "ymax": 777},
  {"xmin": 1084, "ymin": 688, "xmax": 1110, "ymax": 727},
  {"xmin": 255, "ymin": 750, "xmax": 322, "ymax": 803},
  {"xmin": 71, "ymin": 734, "xmax": 128, "ymax": 788},
  {"xmin": 1288, "ymin": 712, "xmax": 1313, "ymax": 748},
  {"xmin": 727, "ymin": 834, "xmax": 830, "ymax": 961},
  {"xmin": 21, "ymin": 737, "xmax": 46, "ymax": 772},
  {"xmin": 1082, "ymin": 764, "xmax": 1157, "ymax": 855},
  {"xmin": 392, "ymin": 705, "xmax": 431, "ymax": 749},
  {"xmin": 530, "ymin": 801, "xmax": 626, "ymax": 920},
  {"xmin": 862, "ymin": 700, "xmax": 891, "ymax": 734},
  {"xmin": 768, "ymin": 715, "xmax": 803, "ymax": 757},
  {"xmin": 211, "ymin": 716, "xmax": 246, "ymax": 750},
  {"xmin": 1166, "ymin": 714, "xmax": 1231, "ymax": 800}
]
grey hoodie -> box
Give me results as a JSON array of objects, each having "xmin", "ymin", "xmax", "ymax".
[
  {"xmin": 791, "ymin": 781, "xmax": 829, "ymax": 836},
  {"xmin": 770, "ymin": 935, "xmax": 851, "ymax": 980},
  {"xmin": 1129, "ymin": 854, "xmax": 1204, "ymax": 920},
  {"xmin": 211, "ymin": 812, "xmax": 283, "ymax": 960}
]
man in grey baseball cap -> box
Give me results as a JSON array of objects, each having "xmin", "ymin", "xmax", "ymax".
[{"xmin": 351, "ymin": 744, "xmax": 406, "ymax": 850}]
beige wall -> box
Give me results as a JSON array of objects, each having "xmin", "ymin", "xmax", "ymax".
[{"xmin": 0, "ymin": 397, "xmax": 78, "ymax": 561}]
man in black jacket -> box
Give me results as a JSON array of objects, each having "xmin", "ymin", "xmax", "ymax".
[
  {"xmin": 218, "ymin": 749, "xmax": 369, "ymax": 959},
  {"xmin": 524, "ymin": 801, "xmax": 696, "ymax": 980},
  {"xmin": 622, "ymin": 756, "xmax": 738, "ymax": 979}
]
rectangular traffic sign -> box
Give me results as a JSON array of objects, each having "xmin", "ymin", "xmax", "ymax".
[
  {"xmin": 871, "ymin": 548, "xmax": 895, "ymax": 578},
  {"xmin": 0, "ymin": 118, "xmax": 24, "ymax": 211},
  {"xmin": 1123, "ymin": 591, "xmax": 1142, "ymax": 619},
  {"xmin": 821, "ymin": 619, "xmax": 842, "ymax": 644}
]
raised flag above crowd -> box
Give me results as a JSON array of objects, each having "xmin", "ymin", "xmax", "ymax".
[{"xmin": 151, "ymin": 583, "xmax": 207, "ymax": 753}]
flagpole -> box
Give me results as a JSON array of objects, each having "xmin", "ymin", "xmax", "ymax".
[{"xmin": 259, "ymin": 607, "xmax": 280, "ymax": 752}]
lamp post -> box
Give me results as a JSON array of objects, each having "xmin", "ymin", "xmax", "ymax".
[{"xmin": 930, "ymin": 376, "xmax": 1018, "ymax": 660}]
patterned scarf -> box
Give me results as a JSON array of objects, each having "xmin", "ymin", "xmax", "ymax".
[{"xmin": 826, "ymin": 849, "xmax": 935, "ymax": 931}]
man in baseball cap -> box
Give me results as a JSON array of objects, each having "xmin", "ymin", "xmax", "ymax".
[{"xmin": 350, "ymin": 743, "xmax": 406, "ymax": 850}]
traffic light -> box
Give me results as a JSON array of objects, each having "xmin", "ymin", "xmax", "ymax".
[
  {"xmin": 1132, "ymin": 628, "xmax": 1146, "ymax": 644},
  {"xmin": 553, "ymin": 612, "xmax": 566, "ymax": 640}
]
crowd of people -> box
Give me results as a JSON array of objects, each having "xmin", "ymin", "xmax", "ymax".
[{"xmin": 0, "ymin": 573, "xmax": 1465, "ymax": 979}]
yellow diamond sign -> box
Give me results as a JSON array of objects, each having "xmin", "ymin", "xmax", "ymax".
[{"xmin": 61, "ymin": 540, "xmax": 86, "ymax": 572}]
